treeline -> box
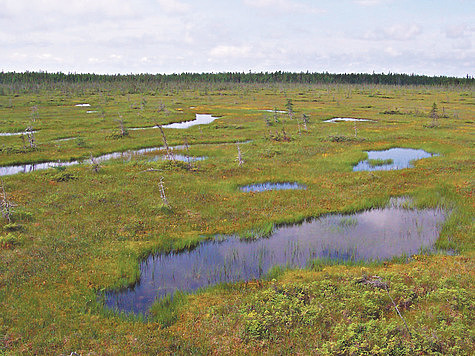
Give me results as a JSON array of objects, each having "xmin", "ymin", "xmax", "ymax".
[{"xmin": 1, "ymin": 71, "xmax": 473, "ymax": 87}]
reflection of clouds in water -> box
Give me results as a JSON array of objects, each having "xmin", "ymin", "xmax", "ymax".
[
  {"xmin": 354, "ymin": 148, "xmax": 438, "ymax": 171},
  {"xmin": 358, "ymin": 209, "xmax": 396, "ymax": 229},
  {"xmin": 162, "ymin": 114, "xmax": 218, "ymax": 129},
  {"xmin": 106, "ymin": 198, "xmax": 447, "ymax": 314}
]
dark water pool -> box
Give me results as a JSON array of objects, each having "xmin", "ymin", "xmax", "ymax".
[
  {"xmin": 104, "ymin": 198, "xmax": 446, "ymax": 314},
  {"xmin": 353, "ymin": 148, "xmax": 439, "ymax": 171},
  {"xmin": 240, "ymin": 182, "xmax": 306, "ymax": 192}
]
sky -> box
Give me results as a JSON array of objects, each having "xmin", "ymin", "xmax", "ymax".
[{"xmin": 0, "ymin": 0, "xmax": 474, "ymax": 76}]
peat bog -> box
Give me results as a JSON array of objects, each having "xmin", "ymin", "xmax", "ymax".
[{"xmin": 0, "ymin": 80, "xmax": 473, "ymax": 354}]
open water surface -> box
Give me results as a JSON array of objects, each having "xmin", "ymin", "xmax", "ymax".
[
  {"xmin": 240, "ymin": 182, "xmax": 306, "ymax": 192},
  {"xmin": 324, "ymin": 118, "xmax": 373, "ymax": 123},
  {"xmin": 105, "ymin": 198, "xmax": 446, "ymax": 314},
  {"xmin": 353, "ymin": 148, "xmax": 439, "ymax": 171}
]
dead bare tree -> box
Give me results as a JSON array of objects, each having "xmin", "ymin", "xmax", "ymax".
[
  {"xmin": 285, "ymin": 98, "xmax": 294, "ymax": 120},
  {"xmin": 19, "ymin": 134, "xmax": 27, "ymax": 149},
  {"xmin": 90, "ymin": 154, "xmax": 101, "ymax": 173},
  {"xmin": 31, "ymin": 105, "xmax": 39, "ymax": 122},
  {"xmin": 236, "ymin": 143, "xmax": 244, "ymax": 167},
  {"xmin": 273, "ymin": 108, "xmax": 280, "ymax": 124},
  {"xmin": 115, "ymin": 113, "xmax": 129, "ymax": 137},
  {"xmin": 157, "ymin": 102, "xmax": 166, "ymax": 114},
  {"xmin": 302, "ymin": 114, "xmax": 309, "ymax": 131},
  {"xmin": 1, "ymin": 179, "xmax": 15, "ymax": 223},
  {"xmin": 157, "ymin": 125, "xmax": 175, "ymax": 161},
  {"xmin": 26, "ymin": 125, "xmax": 36, "ymax": 149},
  {"xmin": 159, "ymin": 176, "xmax": 170, "ymax": 207},
  {"xmin": 281, "ymin": 125, "xmax": 290, "ymax": 142},
  {"xmin": 183, "ymin": 137, "xmax": 192, "ymax": 169},
  {"xmin": 357, "ymin": 275, "xmax": 411, "ymax": 337}
]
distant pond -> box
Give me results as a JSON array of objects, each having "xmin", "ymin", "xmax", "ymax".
[
  {"xmin": 239, "ymin": 182, "xmax": 306, "ymax": 192},
  {"xmin": 324, "ymin": 118, "xmax": 374, "ymax": 123},
  {"xmin": 162, "ymin": 114, "xmax": 219, "ymax": 129}
]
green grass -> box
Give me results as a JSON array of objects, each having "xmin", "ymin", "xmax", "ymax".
[{"xmin": 0, "ymin": 82, "xmax": 473, "ymax": 354}]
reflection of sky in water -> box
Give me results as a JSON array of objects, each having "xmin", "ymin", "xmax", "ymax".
[
  {"xmin": 0, "ymin": 137, "xmax": 250, "ymax": 176},
  {"xmin": 0, "ymin": 130, "xmax": 38, "ymax": 136},
  {"xmin": 353, "ymin": 148, "xmax": 438, "ymax": 171},
  {"xmin": 105, "ymin": 198, "xmax": 446, "ymax": 314},
  {"xmin": 148, "ymin": 154, "xmax": 206, "ymax": 162},
  {"xmin": 0, "ymin": 145, "xmax": 187, "ymax": 176},
  {"xmin": 263, "ymin": 109, "xmax": 287, "ymax": 113},
  {"xmin": 240, "ymin": 182, "xmax": 306, "ymax": 192},
  {"xmin": 324, "ymin": 118, "xmax": 373, "ymax": 122},
  {"xmin": 162, "ymin": 114, "xmax": 218, "ymax": 129},
  {"xmin": 129, "ymin": 114, "xmax": 218, "ymax": 131}
]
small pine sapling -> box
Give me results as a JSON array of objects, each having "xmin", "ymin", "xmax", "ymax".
[
  {"xmin": 429, "ymin": 102, "xmax": 439, "ymax": 127},
  {"xmin": 285, "ymin": 98, "xmax": 294, "ymax": 120}
]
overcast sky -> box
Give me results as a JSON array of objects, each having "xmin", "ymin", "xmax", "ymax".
[{"xmin": 1, "ymin": 0, "xmax": 474, "ymax": 76}]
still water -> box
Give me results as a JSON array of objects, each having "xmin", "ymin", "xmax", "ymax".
[{"xmin": 105, "ymin": 198, "xmax": 446, "ymax": 314}]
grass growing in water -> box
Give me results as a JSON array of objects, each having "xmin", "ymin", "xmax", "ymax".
[{"xmin": 368, "ymin": 158, "xmax": 394, "ymax": 167}]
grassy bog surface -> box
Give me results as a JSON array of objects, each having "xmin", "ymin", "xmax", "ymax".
[{"xmin": 0, "ymin": 83, "xmax": 473, "ymax": 355}]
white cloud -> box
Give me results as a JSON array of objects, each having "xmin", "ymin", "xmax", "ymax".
[
  {"xmin": 385, "ymin": 24, "xmax": 422, "ymax": 40},
  {"xmin": 9, "ymin": 52, "xmax": 27, "ymax": 61},
  {"xmin": 0, "ymin": 0, "xmax": 472, "ymax": 76},
  {"xmin": 36, "ymin": 53, "xmax": 63, "ymax": 62},
  {"xmin": 243, "ymin": 0, "xmax": 324, "ymax": 14},
  {"xmin": 354, "ymin": 0, "xmax": 382, "ymax": 5},
  {"xmin": 452, "ymin": 38, "xmax": 472, "ymax": 50},
  {"xmin": 384, "ymin": 46, "xmax": 401, "ymax": 57},
  {"xmin": 364, "ymin": 24, "xmax": 422, "ymax": 41},
  {"xmin": 2, "ymin": 0, "xmax": 138, "ymax": 18},
  {"xmin": 156, "ymin": 0, "xmax": 190, "ymax": 13},
  {"xmin": 445, "ymin": 24, "xmax": 473, "ymax": 39},
  {"xmin": 209, "ymin": 45, "xmax": 252, "ymax": 59},
  {"xmin": 109, "ymin": 54, "xmax": 123, "ymax": 61}
]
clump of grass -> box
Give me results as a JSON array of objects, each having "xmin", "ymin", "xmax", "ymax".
[
  {"xmin": 151, "ymin": 160, "xmax": 196, "ymax": 172},
  {"xmin": 338, "ymin": 217, "xmax": 358, "ymax": 227},
  {"xmin": 149, "ymin": 291, "xmax": 188, "ymax": 327},
  {"xmin": 50, "ymin": 167, "xmax": 78, "ymax": 182},
  {"xmin": 3, "ymin": 222, "xmax": 21, "ymax": 231},
  {"xmin": 238, "ymin": 222, "xmax": 274, "ymax": 240},
  {"xmin": 327, "ymin": 135, "xmax": 364, "ymax": 142},
  {"xmin": 368, "ymin": 158, "xmax": 393, "ymax": 167},
  {"xmin": 0, "ymin": 233, "xmax": 22, "ymax": 248},
  {"xmin": 152, "ymin": 203, "xmax": 173, "ymax": 215},
  {"xmin": 381, "ymin": 109, "xmax": 403, "ymax": 115}
]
